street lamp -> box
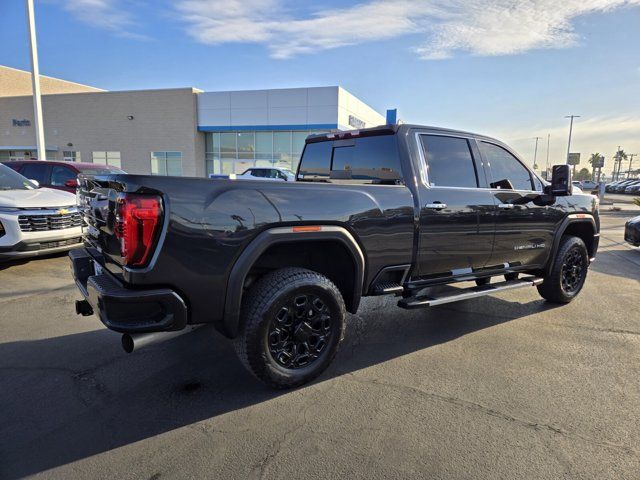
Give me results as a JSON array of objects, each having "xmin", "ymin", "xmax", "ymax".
[
  {"xmin": 565, "ymin": 115, "xmax": 580, "ymax": 164},
  {"xmin": 532, "ymin": 136, "xmax": 541, "ymax": 170},
  {"xmin": 25, "ymin": 0, "xmax": 46, "ymax": 161}
]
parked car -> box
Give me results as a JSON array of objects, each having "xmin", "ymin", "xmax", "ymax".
[
  {"xmin": 0, "ymin": 163, "xmax": 83, "ymax": 260},
  {"xmin": 623, "ymin": 180, "xmax": 640, "ymax": 193},
  {"xmin": 580, "ymin": 180, "xmax": 598, "ymax": 191},
  {"xmin": 625, "ymin": 215, "xmax": 640, "ymax": 247},
  {"xmin": 2, "ymin": 160, "xmax": 125, "ymax": 193},
  {"xmin": 237, "ymin": 167, "xmax": 296, "ymax": 181},
  {"xmin": 626, "ymin": 183, "xmax": 640, "ymax": 194},
  {"xmin": 612, "ymin": 180, "xmax": 637, "ymax": 193},
  {"xmin": 606, "ymin": 180, "xmax": 630, "ymax": 192},
  {"xmin": 70, "ymin": 124, "xmax": 599, "ymax": 388}
]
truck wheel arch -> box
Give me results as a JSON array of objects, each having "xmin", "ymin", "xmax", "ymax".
[
  {"xmin": 546, "ymin": 214, "xmax": 598, "ymax": 275},
  {"xmin": 223, "ymin": 226, "xmax": 365, "ymax": 338}
]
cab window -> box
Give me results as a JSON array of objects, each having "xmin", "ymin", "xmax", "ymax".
[
  {"xmin": 419, "ymin": 135, "xmax": 479, "ymax": 188},
  {"xmin": 479, "ymin": 142, "xmax": 534, "ymax": 191},
  {"xmin": 20, "ymin": 163, "xmax": 49, "ymax": 184},
  {"xmin": 51, "ymin": 166, "xmax": 76, "ymax": 186}
]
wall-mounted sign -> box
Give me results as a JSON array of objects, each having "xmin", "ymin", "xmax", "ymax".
[
  {"xmin": 348, "ymin": 115, "xmax": 365, "ymax": 129},
  {"xmin": 567, "ymin": 153, "xmax": 581, "ymax": 165},
  {"xmin": 12, "ymin": 119, "xmax": 31, "ymax": 127}
]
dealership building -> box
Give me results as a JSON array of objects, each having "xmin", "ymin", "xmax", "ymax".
[{"xmin": 0, "ymin": 66, "xmax": 387, "ymax": 177}]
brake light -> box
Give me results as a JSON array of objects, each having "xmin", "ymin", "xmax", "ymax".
[{"xmin": 115, "ymin": 194, "xmax": 162, "ymax": 267}]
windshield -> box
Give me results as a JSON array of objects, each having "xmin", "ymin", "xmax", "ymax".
[
  {"xmin": 78, "ymin": 167, "xmax": 126, "ymax": 175},
  {"xmin": 0, "ymin": 164, "xmax": 38, "ymax": 191}
]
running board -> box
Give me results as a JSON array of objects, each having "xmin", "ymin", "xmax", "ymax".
[{"xmin": 398, "ymin": 277, "xmax": 544, "ymax": 309}]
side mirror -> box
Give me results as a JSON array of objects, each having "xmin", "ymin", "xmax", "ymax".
[
  {"xmin": 29, "ymin": 179, "xmax": 40, "ymax": 188},
  {"xmin": 65, "ymin": 179, "xmax": 79, "ymax": 188},
  {"xmin": 546, "ymin": 165, "xmax": 572, "ymax": 196}
]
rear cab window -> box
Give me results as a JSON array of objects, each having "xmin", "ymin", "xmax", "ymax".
[
  {"xmin": 19, "ymin": 163, "xmax": 50, "ymax": 185},
  {"xmin": 298, "ymin": 134, "xmax": 403, "ymax": 185}
]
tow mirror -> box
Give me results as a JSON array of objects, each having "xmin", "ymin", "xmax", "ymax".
[{"xmin": 545, "ymin": 164, "xmax": 572, "ymax": 196}]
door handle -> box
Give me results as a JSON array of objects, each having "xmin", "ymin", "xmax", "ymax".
[
  {"xmin": 425, "ymin": 203, "xmax": 447, "ymax": 210},
  {"xmin": 498, "ymin": 203, "xmax": 515, "ymax": 209}
]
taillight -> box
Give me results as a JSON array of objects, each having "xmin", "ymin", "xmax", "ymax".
[{"xmin": 115, "ymin": 194, "xmax": 162, "ymax": 267}]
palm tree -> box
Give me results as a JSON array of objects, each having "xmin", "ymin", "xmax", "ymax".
[
  {"xmin": 614, "ymin": 148, "xmax": 628, "ymax": 180},
  {"xmin": 588, "ymin": 153, "xmax": 601, "ymax": 180}
]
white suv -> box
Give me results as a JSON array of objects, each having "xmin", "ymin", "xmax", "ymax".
[{"xmin": 0, "ymin": 164, "xmax": 82, "ymax": 260}]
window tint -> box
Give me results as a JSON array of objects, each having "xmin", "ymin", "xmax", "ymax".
[
  {"xmin": 20, "ymin": 163, "xmax": 49, "ymax": 184},
  {"xmin": 298, "ymin": 141, "xmax": 332, "ymax": 180},
  {"xmin": 480, "ymin": 142, "xmax": 533, "ymax": 190},
  {"xmin": 420, "ymin": 135, "xmax": 478, "ymax": 188},
  {"xmin": 331, "ymin": 135, "xmax": 402, "ymax": 185},
  {"xmin": 51, "ymin": 166, "xmax": 76, "ymax": 186}
]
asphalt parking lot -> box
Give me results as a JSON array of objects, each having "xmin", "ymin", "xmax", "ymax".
[{"xmin": 1, "ymin": 194, "xmax": 639, "ymax": 480}]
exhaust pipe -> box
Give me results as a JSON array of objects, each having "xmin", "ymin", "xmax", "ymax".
[{"xmin": 121, "ymin": 326, "xmax": 199, "ymax": 353}]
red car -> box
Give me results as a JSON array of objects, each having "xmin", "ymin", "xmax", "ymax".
[{"xmin": 2, "ymin": 160, "xmax": 125, "ymax": 193}]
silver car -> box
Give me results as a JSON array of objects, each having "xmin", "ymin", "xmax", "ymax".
[{"xmin": 0, "ymin": 164, "xmax": 82, "ymax": 260}]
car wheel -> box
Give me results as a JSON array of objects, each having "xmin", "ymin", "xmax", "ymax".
[
  {"xmin": 537, "ymin": 235, "xmax": 589, "ymax": 303},
  {"xmin": 234, "ymin": 267, "xmax": 346, "ymax": 389}
]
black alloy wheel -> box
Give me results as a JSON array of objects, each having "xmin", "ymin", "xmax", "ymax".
[
  {"xmin": 560, "ymin": 246, "xmax": 586, "ymax": 295},
  {"xmin": 234, "ymin": 268, "xmax": 346, "ymax": 388},
  {"xmin": 268, "ymin": 292, "xmax": 333, "ymax": 369},
  {"xmin": 537, "ymin": 235, "xmax": 589, "ymax": 303}
]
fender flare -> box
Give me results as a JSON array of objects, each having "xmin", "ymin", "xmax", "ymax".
[
  {"xmin": 545, "ymin": 214, "xmax": 598, "ymax": 275},
  {"xmin": 223, "ymin": 226, "xmax": 365, "ymax": 338}
]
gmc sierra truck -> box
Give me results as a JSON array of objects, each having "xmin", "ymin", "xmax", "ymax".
[{"xmin": 70, "ymin": 124, "xmax": 599, "ymax": 388}]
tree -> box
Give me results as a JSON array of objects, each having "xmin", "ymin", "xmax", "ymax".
[
  {"xmin": 575, "ymin": 168, "xmax": 592, "ymax": 181},
  {"xmin": 614, "ymin": 148, "xmax": 628, "ymax": 180},
  {"xmin": 588, "ymin": 153, "xmax": 601, "ymax": 180}
]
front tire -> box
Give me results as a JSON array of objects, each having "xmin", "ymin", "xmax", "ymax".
[
  {"xmin": 234, "ymin": 268, "xmax": 346, "ymax": 389},
  {"xmin": 537, "ymin": 235, "xmax": 589, "ymax": 303}
]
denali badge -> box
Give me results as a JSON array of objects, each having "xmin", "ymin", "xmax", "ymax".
[{"xmin": 514, "ymin": 243, "xmax": 546, "ymax": 251}]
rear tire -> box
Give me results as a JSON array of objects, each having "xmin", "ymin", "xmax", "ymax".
[
  {"xmin": 537, "ymin": 235, "xmax": 589, "ymax": 303},
  {"xmin": 234, "ymin": 268, "xmax": 346, "ymax": 389}
]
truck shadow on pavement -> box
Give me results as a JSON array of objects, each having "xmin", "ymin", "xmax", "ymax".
[{"xmin": 0, "ymin": 295, "xmax": 559, "ymax": 479}]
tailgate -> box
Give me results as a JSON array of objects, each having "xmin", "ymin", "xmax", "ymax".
[{"xmin": 77, "ymin": 175, "xmax": 124, "ymax": 267}]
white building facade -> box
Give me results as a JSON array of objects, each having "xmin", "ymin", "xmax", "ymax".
[{"xmin": 198, "ymin": 87, "xmax": 386, "ymax": 175}]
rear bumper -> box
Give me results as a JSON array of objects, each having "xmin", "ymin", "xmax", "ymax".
[{"xmin": 69, "ymin": 248, "xmax": 188, "ymax": 333}]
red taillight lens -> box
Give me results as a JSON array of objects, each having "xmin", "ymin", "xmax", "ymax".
[{"xmin": 115, "ymin": 194, "xmax": 162, "ymax": 267}]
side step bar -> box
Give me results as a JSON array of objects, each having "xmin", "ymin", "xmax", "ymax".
[{"xmin": 398, "ymin": 277, "xmax": 544, "ymax": 309}]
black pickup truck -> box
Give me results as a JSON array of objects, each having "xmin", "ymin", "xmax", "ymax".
[{"xmin": 70, "ymin": 124, "xmax": 599, "ymax": 388}]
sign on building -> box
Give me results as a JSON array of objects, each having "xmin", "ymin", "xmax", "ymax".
[
  {"xmin": 12, "ymin": 119, "xmax": 31, "ymax": 127},
  {"xmin": 567, "ymin": 153, "xmax": 581, "ymax": 165},
  {"xmin": 348, "ymin": 115, "xmax": 365, "ymax": 129}
]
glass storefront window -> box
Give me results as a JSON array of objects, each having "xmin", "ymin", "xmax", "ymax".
[
  {"xmin": 151, "ymin": 151, "xmax": 183, "ymax": 176},
  {"xmin": 204, "ymin": 130, "xmax": 329, "ymax": 176},
  {"xmin": 237, "ymin": 132, "xmax": 255, "ymax": 160},
  {"xmin": 220, "ymin": 133, "xmax": 236, "ymax": 159}
]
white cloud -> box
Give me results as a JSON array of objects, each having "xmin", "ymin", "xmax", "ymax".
[
  {"xmin": 63, "ymin": 0, "xmax": 148, "ymax": 39},
  {"xmin": 174, "ymin": 0, "xmax": 640, "ymax": 59}
]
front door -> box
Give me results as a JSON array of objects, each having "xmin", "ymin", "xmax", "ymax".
[
  {"xmin": 477, "ymin": 140, "xmax": 560, "ymax": 269},
  {"xmin": 416, "ymin": 134, "xmax": 496, "ymax": 279}
]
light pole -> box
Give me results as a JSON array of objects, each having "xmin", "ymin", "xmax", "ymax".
[
  {"xmin": 25, "ymin": 0, "xmax": 46, "ymax": 161},
  {"xmin": 532, "ymin": 136, "xmax": 541, "ymax": 170},
  {"xmin": 545, "ymin": 133, "xmax": 550, "ymax": 178},
  {"xmin": 627, "ymin": 153, "xmax": 637, "ymax": 179},
  {"xmin": 565, "ymin": 115, "xmax": 580, "ymax": 164}
]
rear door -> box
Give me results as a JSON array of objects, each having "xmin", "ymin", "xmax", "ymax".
[
  {"xmin": 415, "ymin": 133, "xmax": 496, "ymax": 279},
  {"xmin": 477, "ymin": 140, "xmax": 560, "ymax": 269}
]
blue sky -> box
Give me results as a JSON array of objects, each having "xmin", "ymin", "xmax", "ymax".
[{"xmin": 1, "ymin": 0, "xmax": 639, "ymax": 172}]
